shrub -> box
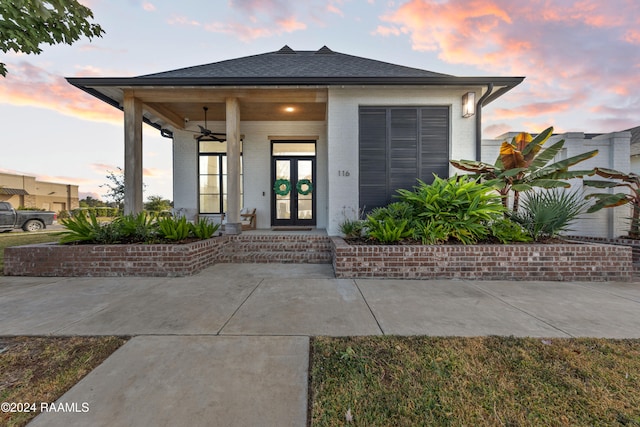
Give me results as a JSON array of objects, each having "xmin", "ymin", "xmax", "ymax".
[
  {"xmin": 339, "ymin": 218, "xmax": 364, "ymax": 239},
  {"xmin": 113, "ymin": 212, "xmax": 158, "ymax": 243},
  {"xmin": 60, "ymin": 211, "xmax": 219, "ymax": 244},
  {"xmin": 157, "ymin": 216, "xmax": 191, "ymax": 241},
  {"xmin": 489, "ymin": 218, "xmax": 532, "ymax": 244},
  {"xmin": 396, "ymin": 175, "xmax": 505, "ymax": 244},
  {"xmin": 365, "ymin": 216, "xmax": 413, "ymax": 244},
  {"xmin": 510, "ymin": 190, "xmax": 588, "ymax": 240},
  {"xmin": 368, "ymin": 202, "xmax": 414, "ymax": 222},
  {"xmin": 190, "ymin": 218, "xmax": 220, "ymax": 239},
  {"xmin": 60, "ymin": 211, "xmax": 117, "ymax": 244}
]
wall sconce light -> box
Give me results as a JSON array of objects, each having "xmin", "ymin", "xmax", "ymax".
[{"xmin": 462, "ymin": 92, "xmax": 475, "ymax": 118}]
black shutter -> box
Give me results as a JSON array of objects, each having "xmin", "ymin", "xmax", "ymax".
[
  {"xmin": 359, "ymin": 106, "xmax": 450, "ymax": 212},
  {"xmin": 359, "ymin": 108, "xmax": 388, "ymax": 210},
  {"xmin": 390, "ymin": 109, "xmax": 418, "ymax": 196},
  {"xmin": 419, "ymin": 106, "xmax": 449, "ymax": 184}
]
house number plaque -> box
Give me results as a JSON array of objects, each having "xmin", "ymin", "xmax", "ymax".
[{"xmin": 338, "ymin": 170, "xmax": 351, "ymax": 176}]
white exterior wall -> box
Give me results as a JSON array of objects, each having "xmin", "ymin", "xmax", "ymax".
[
  {"xmin": 481, "ymin": 131, "xmax": 631, "ymax": 238},
  {"xmin": 326, "ymin": 86, "xmax": 480, "ymax": 235},
  {"xmin": 173, "ymin": 120, "xmax": 327, "ymax": 230}
]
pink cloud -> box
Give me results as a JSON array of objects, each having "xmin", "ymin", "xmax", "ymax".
[
  {"xmin": 179, "ymin": 0, "xmax": 343, "ymax": 41},
  {"xmin": 0, "ymin": 62, "xmax": 121, "ymax": 124},
  {"xmin": 143, "ymin": 2, "xmax": 156, "ymax": 12},
  {"xmin": 483, "ymin": 123, "xmax": 512, "ymax": 138},
  {"xmin": 90, "ymin": 163, "xmax": 120, "ymax": 174},
  {"xmin": 377, "ymin": 0, "xmax": 640, "ymax": 132},
  {"xmin": 204, "ymin": 17, "xmax": 306, "ymax": 41},
  {"xmin": 168, "ymin": 15, "xmax": 201, "ymax": 27}
]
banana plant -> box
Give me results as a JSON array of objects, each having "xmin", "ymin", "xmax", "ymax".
[
  {"xmin": 583, "ymin": 168, "xmax": 640, "ymax": 238},
  {"xmin": 450, "ymin": 127, "xmax": 598, "ymax": 212}
]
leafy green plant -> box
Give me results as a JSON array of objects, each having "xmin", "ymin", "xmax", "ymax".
[
  {"xmin": 396, "ymin": 175, "xmax": 505, "ymax": 244},
  {"xmin": 59, "ymin": 211, "xmax": 117, "ymax": 244},
  {"xmin": 113, "ymin": 212, "xmax": 158, "ymax": 243},
  {"xmin": 368, "ymin": 202, "xmax": 414, "ymax": 222},
  {"xmin": 489, "ymin": 218, "xmax": 532, "ymax": 244},
  {"xmin": 583, "ymin": 168, "xmax": 640, "ymax": 238},
  {"xmin": 339, "ymin": 218, "xmax": 364, "ymax": 239},
  {"xmin": 157, "ymin": 216, "xmax": 191, "ymax": 241},
  {"xmin": 450, "ymin": 127, "xmax": 597, "ymax": 212},
  {"xmin": 190, "ymin": 218, "xmax": 220, "ymax": 239},
  {"xmin": 365, "ymin": 217, "xmax": 413, "ymax": 244},
  {"xmin": 510, "ymin": 190, "xmax": 588, "ymax": 240}
]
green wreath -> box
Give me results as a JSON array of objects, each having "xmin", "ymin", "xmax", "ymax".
[
  {"xmin": 296, "ymin": 179, "xmax": 314, "ymax": 195},
  {"xmin": 273, "ymin": 179, "xmax": 291, "ymax": 196}
]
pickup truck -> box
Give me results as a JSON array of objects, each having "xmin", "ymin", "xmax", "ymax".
[{"xmin": 0, "ymin": 202, "xmax": 56, "ymax": 232}]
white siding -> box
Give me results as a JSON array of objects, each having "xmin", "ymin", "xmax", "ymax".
[
  {"xmin": 173, "ymin": 121, "xmax": 327, "ymax": 230},
  {"xmin": 326, "ymin": 86, "xmax": 480, "ymax": 235}
]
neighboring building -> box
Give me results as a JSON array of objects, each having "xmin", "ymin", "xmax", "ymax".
[
  {"xmin": 66, "ymin": 45, "xmax": 523, "ymax": 235},
  {"xmin": 0, "ymin": 172, "xmax": 79, "ymax": 212},
  {"xmin": 628, "ymin": 126, "xmax": 640, "ymax": 175},
  {"xmin": 482, "ymin": 130, "xmax": 632, "ymax": 239}
]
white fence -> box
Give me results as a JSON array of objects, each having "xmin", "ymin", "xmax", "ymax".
[{"xmin": 481, "ymin": 131, "xmax": 632, "ymax": 239}]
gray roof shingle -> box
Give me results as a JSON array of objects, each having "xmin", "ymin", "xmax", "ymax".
[{"xmin": 139, "ymin": 45, "xmax": 452, "ymax": 80}]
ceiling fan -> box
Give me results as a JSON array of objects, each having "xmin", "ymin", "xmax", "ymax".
[{"xmin": 189, "ymin": 106, "xmax": 226, "ymax": 142}]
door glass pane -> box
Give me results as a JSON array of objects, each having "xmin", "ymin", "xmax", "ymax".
[
  {"xmin": 297, "ymin": 159, "xmax": 313, "ymax": 219},
  {"xmin": 200, "ymin": 156, "xmax": 219, "ymax": 174},
  {"xmin": 272, "ymin": 143, "xmax": 316, "ymax": 156},
  {"xmin": 275, "ymin": 160, "xmax": 291, "ymax": 219},
  {"xmin": 298, "ymin": 200, "xmax": 312, "ymax": 219}
]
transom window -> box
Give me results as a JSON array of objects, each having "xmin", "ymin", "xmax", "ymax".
[{"xmin": 198, "ymin": 140, "xmax": 243, "ymax": 214}]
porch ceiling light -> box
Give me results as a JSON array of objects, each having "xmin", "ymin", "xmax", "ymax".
[
  {"xmin": 462, "ymin": 92, "xmax": 475, "ymax": 118},
  {"xmin": 284, "ymin": 106, "xmax": 295, "ymax": 113}
]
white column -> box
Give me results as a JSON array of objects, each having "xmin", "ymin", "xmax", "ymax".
[
  {"xmin": 225, "ymin": 97, "xmax": 242, "ymax": 234},
  {"xmin": 123, "ymin": 91, "xmax": 143, "ymax": 215}
]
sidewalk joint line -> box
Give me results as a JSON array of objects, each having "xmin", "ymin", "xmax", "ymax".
[
  {"xmin": 465, "ymin": 281, "xmax": 575, "ymax": 338},
  {"xmin": 216, "ymin": 279, "xmax": 264, "ymax": 335},
  {"xmin": 352, "ymin": 279, "xmax": 385, "ymax": 335}
]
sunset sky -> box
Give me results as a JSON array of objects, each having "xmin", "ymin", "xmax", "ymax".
[{"xmin": 1, "ymin": 0, "xmax": 638, "ymax": 201}]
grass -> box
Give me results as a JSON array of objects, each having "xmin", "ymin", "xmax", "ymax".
[
  {"xmin": 310, "ymin": 336, "xmax": 640, "ymax": 426},
  {"xmin": 0, "ymin": 336, "xmax": 128, "ymax": 427},
  {"xmin": 0, "ymin": 231, "xmax": 60, "ymax": 275}
]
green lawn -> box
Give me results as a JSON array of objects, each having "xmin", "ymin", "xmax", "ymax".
[
  {"xmin": 0, "ymin": 232, "xmax": 60, "ymax": 275},
  {"xmin": 310, "ymin": 336, "xmax": 640, "ymax": 426},
  {"xmin": 0, "ymin": 336, "xmax": 127, "ymax": 427}
]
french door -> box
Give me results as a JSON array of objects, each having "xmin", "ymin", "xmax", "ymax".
[{"xmin": 272, "ymin": 147, "xmax": 316, "ymax": 226}]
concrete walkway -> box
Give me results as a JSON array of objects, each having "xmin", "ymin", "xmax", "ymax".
[{"xmin": 1, "ymin": 264, "xmax": 640, "ymax": 426}]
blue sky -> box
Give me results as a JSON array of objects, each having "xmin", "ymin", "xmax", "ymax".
[{"xmin": 1, "ymin": 0, "xmax": 638, "ymax": 201}]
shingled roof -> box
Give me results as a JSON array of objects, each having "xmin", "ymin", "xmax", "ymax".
[
  {"xmin": 140, "ymin": 45, "xmax": 452, "ymax": 79},
  {"xmin": 67, "ymin": 45, "xmax": 523, "ymax": 91},
  {"xmin": 65, "ymin": 46, "xmax": 524, "ymax": 131}
]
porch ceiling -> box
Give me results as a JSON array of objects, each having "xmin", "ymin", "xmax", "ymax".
[{"xmin": 86, "ymin": 86, "xmax": 328, "ymax": 129}]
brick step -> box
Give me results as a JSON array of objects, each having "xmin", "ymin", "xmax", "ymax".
[
  {"xmin": 219, "ymin": 250, "xmax": 332, "ymax": 264},
  {"xmin": 219, "ymin": 234, "xmax": 332, "ymax": 264}
]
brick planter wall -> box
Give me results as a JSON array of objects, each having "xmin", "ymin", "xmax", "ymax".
[
  {"xmin": 331, "ymin": 237, "xmax": 632, "ymax": 281},
  {"xmin": 567, "ymin": 236, "xmax": 640, "ymax": 264},
  {"xmin": 3, "ymin": 234, "xmax": 333, "ymax": 277},
  {"xmin": 3, "ymin": 238, "xmax": 228, "ymax": 277}
]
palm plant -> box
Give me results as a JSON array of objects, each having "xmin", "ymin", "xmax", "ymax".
[
  {"xmin": 510, "ymin": 190, "xmax": 589, "ymax": 240},
  {"xmin": 583, "ymin": 168, "xmax": 640, "ymax": 238},
  {"xmin": 450, "ymin": 127, "xmax": 598, "ymax": 212}
]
